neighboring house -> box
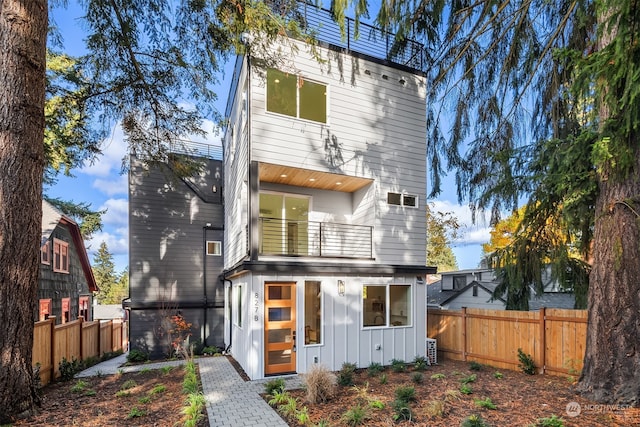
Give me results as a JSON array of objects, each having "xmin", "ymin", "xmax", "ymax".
[
  {"xmin": 222, "ymin": 5, "xmax": 435, "ymax": 379},
  {"xmin": 427, "ymin": 268, "xmax": 576, "ymax": 310},
  {"xmin": 127, "ymin": 150, "xmax": 225, "ymax": 357},
  {"xmin": 93, "ymin": 304, "xmax": 127, "ymax": 321},
  {"xmin": 39, "ymin": 199, "xmax": 97, "ymax": 323}
]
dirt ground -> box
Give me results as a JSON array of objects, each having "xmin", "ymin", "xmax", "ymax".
[
  {"xmin": 12, "ymin": 365, "xmax": 208, "ymax": 427},
  {"xmin": 273, "ymin": 360, "xmax": 640, "ymax": 426}
]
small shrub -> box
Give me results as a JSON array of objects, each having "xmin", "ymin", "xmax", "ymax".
[
  {"xmin": 379, "ymin": 373, "xmax": 388, "ymax": 384},
  {"xmin": 367, "ymin": 362, "xmax": 384, "ymax": 377},
  {"xmin": 341, "ymin": 404, "xmax": 369, "ymax": 426},
  {"xmin": 460, "ymin": 384, "xmax": 473, "ymax": 395},
  {"xmin": 268, "ymin": 390, "xmax": 291, "ymax": 407},
  {"xmin": 138, "ymin": 396, "xmax": 152, "ymax": 404},
  {"xmin": 304, "ymin": 364, "xmax": 336, "ymax": 404},
  {"xmin": 460, "ymin": 373, "xmax": 477, "ymax": 384},
  {"xmin": 84, "ymin": 389, "xmax": 97, "ymax": 396},
  {"xmin": 316, "ymin": 420, "xmax": 330, "ymax": 427},
  {"xmin": 394, "ymin": 385, "xmax": 416, "ymax": 403},
  {"xmin": 278, "ymin": 396, "xmax": 298, "ymax": 417},
  {"xmin": 369, "ymin": 400, "xmax": 384, "ymax": 410},
  {"xmin": 121, "ymin": 379, "xmax": 137, "ymax": 390},
  {"xmin": 337, "ymin": 362, "xmax": 357, "ymax": 386},
  {"xmin": 412, "ymin": 372, "xmax": 423, "ymax": 384},
  {"xmin": 183, "ymin": 392, "xmax": 206, "ymax": 427},
  {"xmin": 115, "ymin": 390, "xmax": 131, "ymax": 397},
  {"xmin": 493, "ymin": 371, "xmax": 503, "ymax": 379},
  {"xmin": 149, "ymin": 384, "xmax": 167, "ymax": 395},
  {"xmin": 536, "ymin": 415, "xmax": 565, "ymax": 427},
  {"xmin": 474, "ymin": 397, "xmax": 497, "ymax": 410},
  {"xmin": 413, "ymin": 355, "xmax": 429, "ymax": 371},
  {"xmin": 390, "ymin": 358, "xmax": 407, "ymax": 373},
  {"xmin": 431, "ymin": 373, "xmax": 446, "ymax": 380},
  {"xmin": 469, "ymin": 361, "xmax": 483, "ymax": 371},
  {"xmin": 71, "ymin": 380, "xmax": 89, "ymax": 393},
  {"xmin": 461, "ymin": 414, "xmax": 489, "ymax": 427},
  {"xmin": 264, "ymin": 378, "xmax": 286, "ymax": 396},
  {"xmin": 424, "ymin": 400, "xmax": 446, "ymax": 418},
  {"xmin": 391, "ymin": 399, "xmax": 413, "ymax": 422},
  {"xmin": 352, "ymin": 382, "xmax": 371, "ymax": 404},
  {"xmin": 444, "ymin": 389, "xmax": 462, "ymax": 401},
  {"xmin": 517, "ymin": 348, "xmax": 536, "ymax": 375},
  {"xmin": 138, "ymin": 367, "xmax": 151, "ymax": 374},
  {"xmin": 161, "ymin": 366, "xmax": 174, "ymax": 375},
  {"xmin": 127, "ymin": 407, "xmax": 146, "ymax": 419},
  {"xmin": 202, "ymin": 345, "xmax": 221, "ymax": 355},
  {"xmin": 58, "ymin": 357, "xmax": 82, "ymax": 381},
  {"xmin": 127, "ymin": 349, "xmax": 149, "ymax": 363},
  {"xmin": 296, "ymin": 406, "xmax": 311, "ymax": 425}
]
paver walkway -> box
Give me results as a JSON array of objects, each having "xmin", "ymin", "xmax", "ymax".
[{"xmin": 77, "ymin": 353, "xmax": 302, "ymax": 426}]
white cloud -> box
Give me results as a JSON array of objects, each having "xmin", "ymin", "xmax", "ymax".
[
  {"xmin": 430, "ymin": 199, "xmax": 492, "ymax": 246},
  {"xmin": 100, "ymin": 198, "xmax": 128, "ymax": 227},
  {"xmin": 93, "ymin": 174, "xmax": 128, "ymax": 196},
  {"xmin": 82, "ymin": 125, "xmax": 128, "ymax": 177}
]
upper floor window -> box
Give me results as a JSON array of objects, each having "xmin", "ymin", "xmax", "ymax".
[
  {"xmin": 41, "ymin": 240, "xmax": 51, "ymax": 265},
  {"xmin": 266, "ymin": 69, "xmax": 327, "ymax": 123},
  {"xmin": 387, "ymin": 192, "xmax": 418, "ymax": 208},
  {"xmin": 206, "ymin": 241, "xmax": 222, "ymax": 256},
  {"xmin": 53, "ymin": 238, "xmax": 69, "ymax": 274}
]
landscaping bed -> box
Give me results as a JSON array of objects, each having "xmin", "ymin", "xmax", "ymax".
[
  {"xmin": 267, "ymin": 359, "xmax": 640, "ymax": 426},
  {"xmin": 12, "ymin": 364, "xmax": 208, "ymax": 426}
]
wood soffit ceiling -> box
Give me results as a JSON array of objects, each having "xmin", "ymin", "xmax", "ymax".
[{"xmin": 259, "ymin": 163, "xmax": 372, "ymax": 193}]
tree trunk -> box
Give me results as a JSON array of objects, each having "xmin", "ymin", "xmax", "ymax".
[
  {"xmin": 577, "ymin": 144, "xmax": 640, "ymax": 405},
  {"xmin": 0, "ymin": 0, "xmax": 47, "ymax": 422}
]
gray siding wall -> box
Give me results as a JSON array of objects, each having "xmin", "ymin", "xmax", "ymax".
[
  {"xmin": 128, "ymin": 156, "xmax": 225, "ymax": 357},
  {"xmin": 37, "ymin": 225, "xmax": 93, "ymax": 323},
  {"xmin": 444, "ymin": 287, "xmax": 505, "ymax": 310},
  {"xmin": 248, "ymin": 41, "xmax": 427, "ymax": 266}
]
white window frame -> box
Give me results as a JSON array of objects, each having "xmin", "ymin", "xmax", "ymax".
[
  {"xmin": 266, "ymin": 68, "xmax": 329, "ymax": 124},
  {"xmin": 362, "ymin": 283, "xmax": 413, "ymax": 329},
  {"xmin": 303, "ymin": 281, "xmax": 323, "ymax": 347},
  {"xmin": 206, "ymin": 241, "xmax": 222, "ymax": 256},
  {"xmin": 234, "ymin": 285, "xmax": 243, "ymax": 328}
]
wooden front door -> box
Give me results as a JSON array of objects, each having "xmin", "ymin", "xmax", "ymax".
[{"xmin": 264, "ymin": 282, "xmax": 297, "ymax": 375}]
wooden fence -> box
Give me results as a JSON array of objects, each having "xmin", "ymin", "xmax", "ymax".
[
  {"xmin": 427, "ymin": 307, "xmax": 587, "ymax": 376},
  {"xmin": 33, "ymin": 316, "xmax": 128, "ymax": 385}
]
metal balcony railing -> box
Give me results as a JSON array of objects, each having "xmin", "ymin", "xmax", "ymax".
[{"xmin": 259, "ymin": 217, "xmax": 373, "ymax": 259}]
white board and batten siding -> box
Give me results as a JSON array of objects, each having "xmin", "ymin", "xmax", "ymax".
[
  {"xmin": 228, "ymin": 272, "xmax": 427, "ymax": 380},
  {"xmin": 249, "ymin": 41, "xmax": 427, "ymax": 266},
  {"xmin": 443, "ymin": 286, "xmax": 505, "ymax": 311}
]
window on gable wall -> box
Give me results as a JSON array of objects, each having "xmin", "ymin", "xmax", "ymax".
[
  {"xmin": 266, "ymin": 69, "xmax": 327, "ymax": 124},
  {"xmin": 39, "ymin": 299, "xmax": 52, "ymax": 321},
  {"xmin": 362, "ymin": 284, "xmax": 412, "ymax": 328},
  {"xmin": 41, "ymin": 240, "xmax": 50, "ymax": 265},
  {"xmin": 53, "ymin": 238, "xmax": 69, "ymax": 273}
]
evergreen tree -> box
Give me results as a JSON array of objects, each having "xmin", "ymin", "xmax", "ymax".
[
  {"xmin": 92, "ymin": 242, "xmax": 118, "ymax": 304},
  {"xmin": 426, "ymin": 203, "xmax": 459, "ymax": 272}
]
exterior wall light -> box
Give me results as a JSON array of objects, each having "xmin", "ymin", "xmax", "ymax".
[{"xmin": 338, "ymin": 280, "xmax": 345, "ymax": 296}]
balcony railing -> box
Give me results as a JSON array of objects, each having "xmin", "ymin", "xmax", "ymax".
[{"xmin": 259, "ymin": 218, "xmax": 373, "ymax": 259}]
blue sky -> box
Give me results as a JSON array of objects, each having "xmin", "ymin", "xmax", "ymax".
[{"xmin": 46, "ymin": 3, "xmax": 491, "ymax": 273}]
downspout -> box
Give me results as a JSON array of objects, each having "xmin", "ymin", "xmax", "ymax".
[
  {"xmin": 241, "ymin": 34, "xmax": 254, "ymax": 261},
  {"xmin": 223, "ymin": 277, "xmax": 233, "ymax": 353},
  {"xmin": 202, "ymin": 225, "xmax": 209, "ymax": 346}
]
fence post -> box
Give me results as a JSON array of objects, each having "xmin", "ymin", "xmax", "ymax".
[
  {"xmin": 48, "ymin": 316, "xmax": 56, "ymax": 380},
  {"xmin": 539, "ymin": 307, "xmax": 546, "ymax": 374},
  {"xmin": 78, "ymin": 315, "xmax": 84, "ymax": 361},
  {"xmin": 461, "ymin": 307, "xmax": 467, "ymax": 361}
]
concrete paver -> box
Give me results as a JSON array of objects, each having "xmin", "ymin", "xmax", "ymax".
[{"xmin": 76, "ymin": 353, "xmax": 303, "ymax": 426}]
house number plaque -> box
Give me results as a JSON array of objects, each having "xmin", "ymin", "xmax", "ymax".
[{"xmin": 254, "ymin": 292, "xmax": 259, "ymax": 322}]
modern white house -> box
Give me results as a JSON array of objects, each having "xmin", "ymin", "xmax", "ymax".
[{"xmin": 222, "ymin": 5, "xmax": 435, "ymax": 379}]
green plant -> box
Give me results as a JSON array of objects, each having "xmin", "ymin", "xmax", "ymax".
[
  {"xmin": 202, "ymin": 345, "xmax": 221, "ymax": 355},
  {"xmin": 564, "ymin": 359, "xmax": 581, "ymax": 384},
  {"xmin": 341, "ymin": 404, "xmax": 369, "ymax": 426},
  {"xmin": 161, "ymin": 365, "xmax": 173, "ymax": 375},
  {"xmin": 460, "ymin": 384, "xmax": 473, "ymax": 395},
  {"xmin": 183, "ymin": 361, "xmax": 199, "ymax": 394},
  {"xmin": 115, "ymin": 390, "xmax": 131, "ymax": 397},
  {"xmin": 337, "ymin": 362, "xmax": 357, "ymax": 386},
  {"xmin": 126, "ymin": 349, "xmax": 149, "ymax": 363},
  {"xmin": 394, "ymin": 385, "xmax": 416, "ymax": 403},
  {"xmin": 391, "ymin": 399, "xmax": 413, "ymax": 421},
  {"xmin": 461, "ymin": 414, "xmax": 489, "ymax": 427},
  {"xmin": 352, "ymin": 382, "xmax": 371, "ymax": 405},
  {"xmin": 315, "ymin": 420, "xmax": 330, "ymax": 427},
  {"xmin": 367, "ymin": 362, "xmax": 384, "ymax": 377},
  {"xmin": 390, "ymin": 358, "xmax": 407, "ymax": 373},
  {"xmin": 149, "ymin": 384, "xmax": 167, "ymax": 395},
  {"xmin": 304, "ymin": 364, "xmax": 336, "ymax": 404},
  {"xmin": 127, "ymin": 407, "xmax": 146, "ymax": 419},
  {"xmin": 431, "ymin": 373, "xmax": 446, "ymax": 380},
  {"xmin": 264, "ymin": 378, "xmax": 286, "ymax": 396},
  {"xmin": 474, "ymin": 397, "xmax": 497, "ymax": 410},
  {"xmin": 296, "ymin": 406, "xmax": 311, "ymax": 425},
  {"xmin": 58, "ymin": 357, "xmax": 82, "ymax": 381},
  {"xmin": 369, "ymin": 399, "xmax": 384, "ymax": 410},
  {"xmin": 444, "ymin": 389, "xmax": 462, "ymax": 401},
  {"xmin": 493, "ymin": 371, "xmax": 503, "ymax": 379},
  {"xmin": 469, "ymin": 361, "xmax": 483, "ymax": 371},
  {"xmin": 379, "ymin": 373, "xmax": 387, "ymax": 384},
  {"xmin": 460, "ymin": 373, "xmax": 477, "ymax": 384},
  {"xmin": 517, "ymin": 348, "xmax": 536, "ymax": 375},
  {"xmin": 138, "ymin": 367, "xmax": 151, "ymax": 374},
  {"xmin": 278, "ymin": 395, "xmax": 298, "ymax": 417},
  {"xmin": 121, "ymin": 379, "xmax": 137, "ymax": 390},
  {"xmin": 182, "ymin": 392, "xmax": 206, "ymax": 427},
  {"xmin": 424, "ymin": 399, "xmax": 446, "ymax": 418},
  {"xmin": 536, "ymin": 415, "xmax": 565, "ymax": 427},
  {"xmin": 84, "ymin": 389, "xmax": 97, "ymax": 396},
  {"xmin": 138, "ymin": 396, "xmax": 151, "ymax": 404},
  {"xmin": 413, "ymin": 355, "xmax": 429, "ymax": 371},
  {"xmin": 412, "ymin": 372, "xmax": 423, "ymax": 384},
  {"xmin": 268, "ymin": 390, "xmax": 291, "ymax": 407},
  {"xmin": 71, "ymin": 380, "xmax": 89, "ymax": 393}
]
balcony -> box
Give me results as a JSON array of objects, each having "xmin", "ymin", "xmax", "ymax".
[{"xmin": 259, "ymin": 218, "xmax": 373, "ymax": 259}]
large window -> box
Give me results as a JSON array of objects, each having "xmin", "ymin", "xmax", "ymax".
[
  {"xmin": 304, "ymin": 281, "xmax": 322, "ymax": 345},
  {"xmin": 53, "ymin": 238, "xmax": 69, "ymax": 273},
  {"xmin": 259, "ymin": 192, "xmax": 310, "ymax": 256},
  {"xmin": 363, "ymin": 284, "xmax": 412, "ymax": 328},
  {"xmin": 266, "ymin": 69, "xmax": 327, "ymax": 123}
]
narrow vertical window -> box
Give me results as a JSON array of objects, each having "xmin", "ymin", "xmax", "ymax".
[
  {"xmin": 79, "ymin": 296, "xmax": 89, "ymax": 320},
  {"xmin": 304, "ymin": 281, "xmax": 322, "ymax": 345},
  {"xmin": 61, "ymin": 297, "xmax": 70, "ymax": 324},
  {"xmin": 53, "ymin": 238, "xmax": 70, "ymax": 273},
  {"xmin": 41, "ymin": 240, "xmax": 50, "ymax": 265},
  {"xmin": 39, "ymin": 299, "xmax": 52, "ymax": 321},
  {"xmin": 235, "ymin": 285, "xmax": 243, "ymax": 328}
]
